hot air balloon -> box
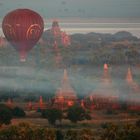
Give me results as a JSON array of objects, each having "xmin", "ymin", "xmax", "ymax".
[{"xmin": 2, "ymin": 9, "xmax": 44, "ymax": 62}]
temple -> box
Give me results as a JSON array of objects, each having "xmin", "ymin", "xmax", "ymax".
[
  {"xmin": 126, "ymin": 67, "xmax": 140, "ymax": 92},
  {"xmin": 53, "ymin": 69, "xmax": 77, "ymax": 109},
  {"xmin": 51, "ymin": 20, "xmax": 61, "ymax": 37},
  {"xmin": 86, "ymin": 64, "xmax": 119, "ymax": 110},
  {"xmin": 126, "ymin": 67, "xmax": 133, "ymax": 84},
  {"xmin": 34, "ymin": 96, "xmax": 47, "ymax": 110}
]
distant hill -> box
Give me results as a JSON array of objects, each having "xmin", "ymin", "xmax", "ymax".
[{"xmin": 0, "ymin": 31, "xmax": 140, "ymax": 67}]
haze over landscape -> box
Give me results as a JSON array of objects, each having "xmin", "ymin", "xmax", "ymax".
[{"xmin": 0, "ymin": 1, "xmax": 140, "ymax": 139}]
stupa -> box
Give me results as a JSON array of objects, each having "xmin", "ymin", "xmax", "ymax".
[{"xmin": 53, "ymin": 69, "xmax": 77, "ymax": 109}]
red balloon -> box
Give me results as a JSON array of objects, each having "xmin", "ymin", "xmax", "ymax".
[{"xmin": 2, "ymin": 9, "xmax": 44, "ymax": 62}]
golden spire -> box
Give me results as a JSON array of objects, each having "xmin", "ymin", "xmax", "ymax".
[
  {"xmin": 63, "ymin": 69, "xmax": 68, "ymax": 82},
  {"xmin": 102, "ymin": 63, "xmax": 111, "ymax": 83},
  {"xmin": 104, "ymin": 63, "xmax": 108, "ymax": 71},
  {"xmin": 39, "ymin": 96, "xmax": 43, "ymax": 108},
  {"xmin": 126, "ymin": 67, "xmax": 133, "ymax": 84}
]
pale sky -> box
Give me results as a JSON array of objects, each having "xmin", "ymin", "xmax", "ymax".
[{"xmin": 0, "ymin": 0, "xmax": 140, "ymax": 19}]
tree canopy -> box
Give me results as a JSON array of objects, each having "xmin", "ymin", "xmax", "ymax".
[{"xmin": 42, "ymin": 108, "xmax": 63, "ymax": 125}]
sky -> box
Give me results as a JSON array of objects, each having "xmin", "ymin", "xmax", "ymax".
[{"xmin": 0, "ymin": 0, "xmax": 140, "ymax": 19}]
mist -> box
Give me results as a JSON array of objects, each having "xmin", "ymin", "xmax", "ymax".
[{"xmin": 0, "ymin": 64, "xmax": 139, "ymax": 104}]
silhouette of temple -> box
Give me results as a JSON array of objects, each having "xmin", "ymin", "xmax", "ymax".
[
  {"xmin": 126, "ymin": 67, "xmax": 133, "ymax": 85},
  {"xmin": 126, "ymin": 67, "xmax": 140, "ymax": 92},
  {"xmin": 86, "ymin": 64, "xmax": 119, "ymax": 110},
  {"xmin": 51, "ymin": 20, "xmax": 61, "ymax": 37},
  {"xmin": 53, "ymin": 69, "xmax": 77, "ymax": 109},
  {"xmin": 34, "ymin": 96, "xmax": 47, "ymax": 110},
  {"xmin": 126, "ymin": 67, "xmax": 140, "ymax": 111}
]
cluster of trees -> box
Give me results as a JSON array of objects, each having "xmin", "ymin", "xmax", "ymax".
[
  {"xmin": 42, "ymin": 104, "xmax": 91, "ymax": 126},
  {"xmin": 0, "ymin": 104, "xmax": 25, "ymax": 126},
  {"xmin": 0, "ymin": 104, "xmax": 91, "ymax": 127}
]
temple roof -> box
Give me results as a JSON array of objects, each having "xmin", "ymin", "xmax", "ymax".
[
  {"xmin": 89, "ymin": 64, "xmax": 118, "ymax": 98},
  {"xmin": 55, "ymin": 69, "xmax": 77, "ymax": 100}
]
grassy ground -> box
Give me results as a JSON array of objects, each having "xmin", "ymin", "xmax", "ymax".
[{"xmin": 11, "ymin": 110, "xmax": 140, "ymax": 129}]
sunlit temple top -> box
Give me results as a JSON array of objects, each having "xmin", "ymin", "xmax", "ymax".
[
  {"xmin": 126, "ymin": 67, "xmax": 133, "ymax": 84},
  {"xmin": 54, "ymin": 69, "xmax": 77, "ymax": 109}
]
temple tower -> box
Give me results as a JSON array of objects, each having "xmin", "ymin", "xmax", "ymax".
[
  {"xmin": 101, "ymin": 63, "xmax": 111, "ymax": 85},
  {"xmin": 54, "ymin": 69, "xmax": 77, "ymax": 109},
  {"xmin": 126, "ymin": 67, "xmax": 140, "ymax": 92},
  {"xmin": 126, "ymin": 67, "xmax": 133, "ymax": 84},
  {"xmin": 51, "ymin": 20, "xmax": 61, "ymax": 37}
]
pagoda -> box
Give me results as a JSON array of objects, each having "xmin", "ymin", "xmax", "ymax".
[
  {"xmin": 126, "ymin": 67, "xmax": 140, "ymax": 92},
  {"xmin": 53, "ymin": 69, "xmax": 77, "ymax": 109},
  {"xmin": 34, "ymin": 96, "xmax": 47, "ymax": 110},
  {"xmin": 126, "ymin": 67, "xmax": 140, "ymax": 111},
  {"xmin": 87, "ymin": 64, "xmax": 119, "ymax": 109},
  {"xmin": 126, "ymin": 67, "xmax": 133, "ymax": 84},
  {"xmin": 51, "ymin": 20, "xmax": 61, "ymax": 37},
  {"xmin": 101, "ymin": 63, "xmax": 111, "ymax": 84}
]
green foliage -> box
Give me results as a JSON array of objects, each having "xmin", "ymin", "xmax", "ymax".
[
  {"xmin": 0, "ymin": 122, "xmax": 56, "ymax": 140},
  {"xmin": 101, "ymin": 123, "xmax": 111, "ymax": 129},
  {"xmin": 78, "ymin": 129, "xmax": 95, "ymax": 140},
  {"xmin": 120, "ymin": 102, "xmax": 128, "ymax": 111},
  {"xmin": 105, "ymin": 108, "xmax": 117, "ymax": 115},
  {"xmin": 63, "ymin": 129, "xmax": 95, "ymax": 140},
  {"xmin": 12, "ymin": 107, "xmax": 26, "ymax": 118},
  {"xmin": 0, "ymin": 104, "xmax": 13, "ymax": 126},
  {"xmin": 100, "ymin": 123, "xmax": 140, "ymax": 140},
  {"xmin": 64, "ymin": 129, "xmax": 79, "ymax": 140},
  {"xmin": 56, "ymin": 129, "xmax": 64, "ymax": 140},
  {"xmin": 67, "ymin": 105, "xmax": 91, "ymax": 123},
  {"xmin": 0, "ymin": 122, "xmax": 139, "ymax": 140},
  {"xmin": 42, "ymin": 108, "xmax": 63, "ymax": 125}
]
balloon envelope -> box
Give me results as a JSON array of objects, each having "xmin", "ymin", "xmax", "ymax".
[{"xmin": 2, "ymin": 9, "xmax": 44, "ymax": 62}]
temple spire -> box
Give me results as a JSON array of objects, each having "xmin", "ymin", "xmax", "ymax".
[
  {"xmin": 126, "ymin": 67, "xmax": 140, "ymax": 92},
  {"xmin": 54, "ymin": 69, "xmax": 77, "ymax": 109},
  {"xmin": 104, "ymin": 63, "xmax": 108, "ymax": 71},
  {"xmin": 39, "ymin": 96, "xmax": 43, "ymax": 109},
  {"xmin": 51, "ymin": 20, "xmax": 61, "ymax": 36},
  {"xmin": 102, "ymin": 63, "xmax": 111, "ymax": 83},
  {"xmin": 126, "ymin": 67, "xmax": 133, "ymax": 84},
  {"xmin": 63, "ymin": 69, "xmax": 69, "ymax": 82}
]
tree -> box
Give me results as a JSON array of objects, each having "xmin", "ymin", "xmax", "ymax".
[
  {"xmin": 0, "ymin": 104, "xmax": 13, "ymax": 126},
  {"xmin": 67, "ymin": 105, "xmax": 91, "ymax": 123},
  {"xmin": 136, "ymin": 119, "xmax": 140, "ymax": 128},
  {"xmin": 12, "ymin": 107, "xmax": 26, "ymax": 118},
  {"xmin": 42, "ymin": 108, "xmax": 63, "ymax": 125}
]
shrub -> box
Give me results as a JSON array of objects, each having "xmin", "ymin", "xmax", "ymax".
[
  {"xmin": 42, "ymin": 108, "xmax": 63, "ymax": 125},
  {"xmin": 67, "ymin": 105, "xmax": 91, "ymax": 123},
  {"xmin": 12, "ymin": 107, "xmax": 26, "ymax": 118},
  {"xmin": 0, "ymin": 104, "xmax": 13, "ymax": 126}
]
